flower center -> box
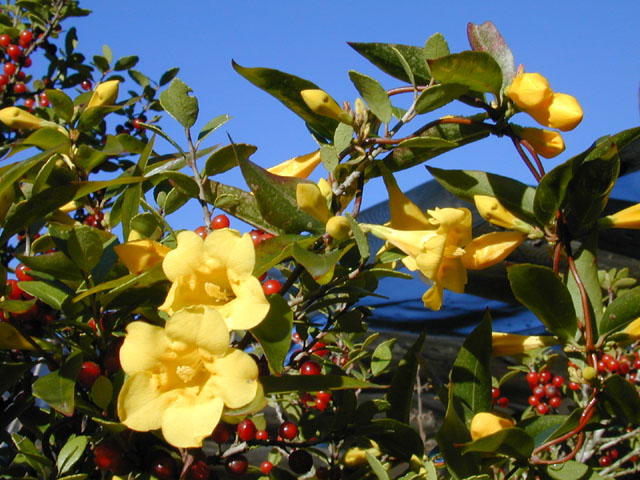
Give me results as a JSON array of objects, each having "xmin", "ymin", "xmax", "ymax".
[{"xmin": 204, "ymin": 282, "xmax": 233, "ymax": 302}]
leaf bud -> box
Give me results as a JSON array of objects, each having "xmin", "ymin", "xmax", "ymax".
[
  {"xmin": 506, "ymin": 73, "xmax": 552, "ymax": 110},
  {"xmin": 469, "ymin": 412, "xmax": 514, "ymax": 441},
  {"xmin": 300, "ymin": 89, "xmax": 353, "ymax": 125},
  {"xmin": 325, "ymin": 215, "xmax": 351, "ymax": 241},
  {"xmin": 0, "ymin": 106, "xmax": 46, "ymax": 130},
  {"xmin": 518, "ymin": 127, "xmax": 565, "ymax": 158},
  {"xmin": 86, "ymin": 80, "xmax": 120, "ymax": 108}
]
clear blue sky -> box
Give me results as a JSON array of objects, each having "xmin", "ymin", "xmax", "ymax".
[{"xmin": 70, "ymin": 1, "xmax": 639, "ymax": 232}]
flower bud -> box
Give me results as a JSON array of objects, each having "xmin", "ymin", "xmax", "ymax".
[
  {"xmin": 529, "ymin": 92, "xmax": 583, "ymax": 131},
  {"xmin": 296, "ymin": 182, "xmax": 330, "ymax": 223},
  {"xmin": 473, "ymin": 195, "xmax": 533, "ymax": 233},
  {"xmin": 300, "ymin": 89, "xmax": 353, "ymax": 125},
  {"xmin": 519, "ymin": 127, "xmax": 565, "ymax": 158},
  {"xmin": 325, "ymin": 215, "xmax": 351, "ymax": 241},
  {"xmin": 600, "ymin": 203, "xmax": 640, "ymax": 229},
  {"xmin": 342, "ymin": 441, "xmax": 381, "ymax": 467},
  {"xmin": 267, "ymin": 150, "xmax": 321, "ymax": 178},
  {"xmin": 461, "ymin": 231, "xmax": 525, "ymax": 270},
  {"xmin": 0, "ymin": 106, "xmax": 45, "ymax": 130},
  {"xmin": 623, "ymin": 317, "xmax": 640, "ymax": 339},
  {"xmin": 114, "ymin": 239, "xmax": 170, "ymax": 275},
  {"xmin": 491, "ymin": 332, "xmax": 559, "ymax": 356},
  {"xmin": 86, "ymin": 80, "xmax": 120, "ymax": 108},
  {"xmin": 507, "ymin": 73, "xmax": 552, "ymax": 110},
  {"xmin": 470, "ymin": 412, "xmax": 514, "ymax": 441}
]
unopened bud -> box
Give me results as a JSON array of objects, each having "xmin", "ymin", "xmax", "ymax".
[
  {"xmin": 507, "ymin": 73, "xmax": 553, "ymax": 110},
  {"xmin": 529, "ymin": 92, "xmax": 583, "ymax": 132},
  {"xmin": 325, "ymin": 215, "xmax": 351, "ymax": 241},
  {"xmin": 0, "ymin": 106, "xmax": 45, "ymax": 130},
  {"xmin": 300, "ymin": 89, "xmax": 353, "ymax": 125},
  {"xmin": 519, "ymin": 127, "xmax": 565, "ymax": 159},
  {"xmin": 86, "ymin": 80, "xmax": 120, "ymax": 108},
  {"xmin": 469, "ymin": 412, "xmax": 514, "ymax": 441}
]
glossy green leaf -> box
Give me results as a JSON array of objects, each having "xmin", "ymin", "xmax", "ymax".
[
  {"xmin": 92, "ymin": 54, "xmax": 109, "ymax": 73},
  {"xmin": 234, "ymin": 141, "xmax": 325, "ymax": 234},
  {"xmin": 346, "ymin": 213, "xmax": 369, "ymax": 261},
  {"xmin": 334, "ymin": 122, "xmax": 354, "ymax": 155},
  {"xmin": 292, "ymin": 243, "xmax": 351, "ymax": 279},
  {"xmin": 520, "ymin": 414, "xmax": 574, "ymax": 447},
  {"xmin": 0, "ymin": 298, "xmax": 35, "ymax": 313},
  {"xmin": 128, "ymin": 69, "xmax": 150, "ymax": 88},
  {"xmin": 90, "ymin": 376, "xmax": 113, "ymax": 410},
  {"xmin": 261, "ymin": 374, "xmax": 383, "ymax": 394},
  {"xmin": 349, "ymin": 70, "xmax": 392, "ymax": 124},
  {"xmin": 601, "ymin": 375, "xmax": 640, "ymax": 424},
  {"xmin": 250, "ymin": 294, "xmax": 293, "ymax": 375},
  {"xmin": 386, "ymin": 332, "xmax": 425, "ymax": 423},
  {"xmin": 428, "ymin": 166, "xmax": 537, "ymax": 224},
  {"xmin": 450, "ymin": 311, "xmax": 492, "ymax": 424},
  {"xmin": 467, "ymin": 21, "xmax": 516, "ymax": 88},
  {"xmin": 348, "ymin": 42, "xmax": 431, "ymax": 85},
  {"xmin": 415, "ymin": 84, "xmax": 469, "ymax": 114},
  {"xmin": 76, "ymin": 105, "xmax": 121, "ymax": 131},
  {"xmin": 508, "ymin": 264, "xmax": 577, "ymax": 341},
  {"xmin": 156, "ymin": 171, "xmax": 199, "ymax": 197},
  {"xmin": 423, "ymin": 32, "xmax": 450, "ymax": 60},
  {"xmin": 159, "ymin": 78, "xmax": 199, "ymax": 129},
  {"xmin": 203, "ymin": 143, "xmax": 256, "ymax": 177},
  {"xmin": 460, "ymin": 427, "xmax": 533, "ymax": 459},
  {"xmin": 599, "ymin": 286, "xmax": 640, "ymax": 337},
  {"xmin": 371, "ymin": 338, "xmax": 395, "ymax": 376},
  {"xmin": 253, "ymin": 234, "xmax": 309, "ymax": 276},
  {"xmin": 159, "ymin": 66, "xmax": 180, "ymax": 86},
  {"xmin": 114, "ymin": 54, "xmax": 138, "ymax": 71},
  {"xmin": 391, "ymin": 46, "xmax": 415, "ymax": 87},
  {"xmin": 397, "ymin": 136, "xmax": 458, "ymax": 149},
  {"xmin": 56, "ymin": 435, "xmax": 88, "ymax": 475},
  {"xmin": 18, "ymin": 280, "xmax": 71, "ymax": 310},
  {"xmin": 232, "ymin": 61, "xmax": 338, "ymax": 140},
  {"xmin": 130, "ymin": 212, "xmax": 162, "ymax": 240},
  {"xmin": 546, "ymin": 461, "xmax": 603, "ymax": 480},
  {"xmin": 320, "ymin": 143, "xmax": 338, "ymax": 174},
  {"xmin": 18, "ymin": 252, "xmax": 83, "ymax": 281},
  {"xmin": 68, "ymin": 225, "xmax": 103, "ymax": 272},
  {"xmin": 197, "ymin": 113, "xmax": 230, "ymax": 142},
  {"xmin": 359, "ymin": 418, "xmax": 424, "ymax": 461},
  {"xmin": 11, "ymin": 433, "xmax": 53, "ymax": 479},
  {"xmin": 428, "ymin": 52, "xmax": 503, "ymax": 96},
  {"xmin": 45, "ymin": 89, "xmax": 74, "ymax": 121},
  {"xmin": 74, "ymin": 145, "xmax": 108, "ymax": 172},
  {"xmin": 0, "ymin": 147, "xmax": 59, "ymax": 199},
  {"xmin": 33, "ymin": 350, "xmax": 82, "ymax": 416},
  {"xmin": 366, "ymin": 451, "xmax": 390, "ymax": 480}
]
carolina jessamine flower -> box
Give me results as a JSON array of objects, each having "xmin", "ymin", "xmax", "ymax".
[
  {"xmin": 469, "ymin": 412, "xmax": 514, "ymax": 441},
  {"xmin": 491, "ymin": 332, "xmax": 559, "ymax": 356},
  {"xmin": 506, "ymin": 73, "xmax": 553, "ymax": 111},
  {"xmin": 300, "ymin": 89, "xmax": 354, "ymax": 125},
  {"xmin": 518, "ymin": 127, "xmax": 565, "ymax": 159},
  {"xmin": 159, "ymin": 229, "xmax": 270, "ymax": 331},
  {"xmin": 114, "ymin": 239, "xmax": 170, "ymax": 274},
  {"xmin": 529, "ymin": 92, "xmax": 583, "ymax": 132},
  {"xmin": 623, "ymin": 317, "xmax": 640, "ymax": 339},
  {"xmin": 117, "ymin": 307, "xmax": 260, "ymax": 448},
  {"xmin": 600, "ymin": 203, "xmax": 640, "ymax": 229},
  {"xmin": 325, "ymin": 215, "xmax": 351, "ymax": 241},
  {"xmin": 0, "ymin": 106, "xmax": 46, "ymax": 130},
  {"xmin": 267, "ymin": 150, "xmax": 321, "ymax": 178},
  {"xmin": 342, "ymin": 440, "xmax": 381, "ymax": 467},
  {"xmin": 296, "ymin": 182, "xmax": 331, "ymax": 224},
  {"xmin": 473, "ymin": 195, "xmax": 535, "ymax": 235},
  {"xmin": 86, "ymin": 80, "xmax": 119, "ymax": 108}
]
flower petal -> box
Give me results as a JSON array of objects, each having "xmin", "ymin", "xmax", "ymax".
[
  {"xmin": 164, "ymin": 306, "xmax": 230, "ymax": 356},
  {"xmin": 161, "ymin": 394, "xmax": 224, "ymax": 448},
  {"xmin": 217, "ymin": 276, "xmax": 270, "ymax": 330},
  {"xmin": 415, "ymin": 235, "xmax": 447, "ymax": 279},
  {"xmin": 117, "ymin": 371, "xmax": 171, "ymax": 431},
  {"xmin": 462, "ymin": 232, "xmax": 525, "ymax": 270},
  {"xmin": 225, "ymin": 232, "xmax": 256, "ymax": 279},
  {"xmin": 114, "ymin": 240, "xmax": 170, "ymax": 274},
  {"xmin": 120, "ymin": 321, "xmax": 168, "ymax": 374},
  {"xmin": 162, "ymin": 231, "xmax": 204, "ymax": 281},
  {"xmin": 422, "ymin": 283, "xmax": 444, "ymax": 311},
  {"xmin": 204, "ymin": 349, "xmax": 259, "ymax": 409},
  {"xmin": 438, "ymin": 258, "xmax": 467, "ymax": 293},
  {"xmin": 383, "ymin": 173, "xmax": 431, "ymax": 230},
  {"xmin": 203, "ymin": 228, "xmax": 242, "ymax": 270}
]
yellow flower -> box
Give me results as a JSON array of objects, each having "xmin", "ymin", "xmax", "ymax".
[
  {"xmin": 0, "ymin": 106, "xmax": 46, "ymax": 130},
  {"xmin": 473, "ymin": 195, "xmax": 534, "ymax": 234},
  {"xmin": 529, "ymin": 92, "xmax": 583, "ymax": 132},
  {"xmin": 491, "ymin": 332, "xmax": 559, "ymax": 356},
  {"xmin": 518, "ymin": 127, "xmax": 565, "ymax": 158},
  {"xmin": 86, "ymin": 80, "xmax": 119, "ymax": 108},
  {"xmin": 300, "ymin": 89, "xmax": 353, "ymax": 125},
  {"xmin": 296, "ymin": 182, "xmax": 331, "ymax": 224},
  {"xmin": 326, "ymin": 215, "xmax": 351, "ymax": 241},
  {"xmin": 623, "ymin": 317, "xmax": 640, "ymax": 339},
  {"xmin": 506, "ymin": 73, "xmax": 553, "ymax": 110},
  {"xmin": 601, "ymin": 203, "xmax": 640, "ymax": 229},
  {"xmin": 117, "ymin": 307, "xmax": 260, "ymax": 448},
  {"xmin": 159, "ymin": 229, "xmax": 270, "ymax": 330},
  {"xmin": 342, "ymin": 440, "xmax": 381, "ymax": 467},
  {"xmin": 114, "ymin": 239, "xmax": 171, "ymax": 275},
  {"xmin": 383, "ymin": 172, "xmax": 431, "ymax": 230},
  {"xmin": 469, "ymin": 412, "xmax": 514, "ymax": 441},
  {"xmin": 267, "ymin": 150, "xmax": 321, "ymax": 178},
  {"xmin": 461, "ymin": 232, "xmax": 526, "ymax": 270}
]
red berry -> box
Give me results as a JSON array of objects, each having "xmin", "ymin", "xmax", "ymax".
[
  {"xmin": 539, "ymin": 370, "xmax": 551, "ymax": 384},
  {"xmin": 16, "ymin": 264, "xmax": 33, "ymax": 281},
  {"xmin": 526, "ymin": 371, "xmax": 539, "ymax": 385},
  {"xmin": 549, "ymin": 396, "xmax": 562, "ymax": 408},
  {"xmin": 250, "ymin": 229, "xmax": 264, "ymax": 246},
  {"xmin": 497, "ymin": 396, "xmax": 509, "ymax": 408},
  {"xmin": 619, "ymin": 360, "xmax": 630, "ymax": 375},
  {"xmin": 19, "ymin": 30, "xmax": 32, "ymax": 44},
  {"xmin": 597, "ymin": 360, "xmax": 607, "ymax": 373},
  {"xmin": 194, "ymin": 226, "xmax": 207, "ymax": 238},
  {"xmin": 237, "ymin": 418, "xmax": 256, "ymax": 441},
  {"xmin": 4, "ymin": 62, "xmax": 16, "ymax": 75},
  {"xmin": 255, "ymin": 429, "xmax": 268, "ymax": 440},
  {"xmin": 0, "ymin": 74, "xmax": 8, "ymax": 86},
  {"xmin": 532, "ymin": 385, "xmax": 545, "ymax": 398},
  {"xmin": 278, "ymin": 420, "xmax": 298, "ymax": 440},
  {"xmin": 552, "ymin": 375, "xmax": 564, "ymax": 388},
  {"xmin": 316, "ymin": 391, "xmax": 331, "ymax": 403},
  {"xmin": 225, "ymin": 455, "xmax": 248, "ymax": 476},
  {"xmin": 151, "ymin": 455, "xmax": 177, "ymax": 480},
  {"xmin": 543, "ymin": 384, "xmax": 557, "ymax": 398},
  {"xmin": 39, "ymin": 95, "xmax": 49, "ymax": 107},
  {"xmin": 7, "ymin": 279, "xmax": 25, "ymax": 300},
  {"xmin": 602, "ymin": 353, "xmax": 613, "ymax": 363},
  {"xmin": 609, "ymin": 448, "xmax": 619, "ymax": 460},
  {"xmin": 188, "ymin": 460, "xmax": 210, "ymax": 480},
  {"xmin": 94, "ymin": 441, "xmax": 123, "ymax": 472},
  {"xmin": 210, "ymin": 214, "xmax": 230, "ymax": 230},
  {"xmin": 315, "ymin": 397, "xmax": 329, "ymax": 411},
  {"xmin": 300, "ymin": 360, "xmax": 321, "ymax": 376},
  {"xmin": 292, "ymin": 331, "xmax": 302, "ymax": 343},
  {"xmin": 536, "ymin": 403, "xmax": 549, "ymax": 415},
  {"xmin": 7, "ymin": 44, "xmax": 21, "ymax": 60},
  {"xmin": 211, "ymin": 422, "xmax": 233, "ymax": 444},
  {"xmin": 310, "ymin": 341, "xmax": 329, "ymax": 357},
  {"xmin": 288, "ymin": 449, "xmax": 313, "ymax": 474},
  {"xmin": 301, "ymin": 392, "xmax": 314, "ymax": 407},
  {"xmin": 262, "ymin": 279, "xmax": 282, "ymax": 295},
  {"xmin": 605, "ymin": 358, "xmax": 619, "ymax": 372},
  {"xmin": 598, "ymin": 455, "xmax": 612, "ymax": 467},
  {"xmin": 22, "ymin": 57, "xmax": 31, "ymax": 68},
  {"xmin": 16, "ymin": 70, "xmax": 25, "ymax": 81},
  {"xmin": 13, "ymin": 82, "xmax": 25, "ymax": 94},
  {"xmin": 0, "ymin": 34, "xmax": 10, "ymax": 47},
  {"xmin": 491, "ymin": 387, "xmax": 500, "ymax": 400},
  {"xmin": 132, "ymin": 118, "xmax": 144, "ymax": 130},
  {"xmin": 78, "ymin": 361, "xmax": 101, "ymax": 388},
  {"xmin": 568, "ymin": 381, "xmax": 580, "ymax": 391},
  {"xmin": 81, "ymin": 79, "xmax": 92, "ymax": 91},
  {"xmin": 260, "ymin": 232, "xmax": 275, "ymax": 242},
  {"xmin": 260, "ymin": 460, "xmax": 273, "ymax": 475},
  {"xmin": 528, "ymin": 395, "xmax": 540, "ymax": 407}
]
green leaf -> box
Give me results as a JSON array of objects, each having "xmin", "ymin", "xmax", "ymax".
[
  {"xmin": 386, "ymin": 332, "xmax": 425, "ymax": 423},
  {"xmin": 11, "ymin": 433, "xmax": 53, "ymax": 478},
  {"xmin": 159, "ymin": 78, "xmax": 199, "ymax": 129},
  {"xmin": 460, "ymin": 427, "xmax": 533, "ymax": 459},
  {"xmin": 45, "ymin": 89, "xmax": 74, "ymax": 121},
  {"xmin": 102, "ymin": 44, "xmax": 113, "ymax": 63},
  {"xmin": 0, "ymin": 148, "xmax": 56, "ymax": 199},
  {"xmin": 156, "ymin": 171, "xmax": 199, "ymax": 197},
  {"xmin": 599, "ymin": 286, "xmax": 640, "ymax": 337},
  {"xmin": 508, "ymin": 264, "xmax": 577, "ymax": 342},
  {"xmin": 19, "ymin": 252, "xmax": 83, "ymax": 281},
  {"xmin": 68, "ymin": 225, "xmax": 103, "ymax": 272},
  {"xmin": 114, "ymin": 55, "xmax": 138, "ymax": 71},
  {"xmin": 76, "ymin": 105, "xmax": 121, "ymax": 131},
  {"xmin": 92, "ymin": 54, "xmax": 109, "ymax": 73},
  {"xmin": 130, "ymin": 212, "xmax": 162, "ymax": 240},
  {"xmin": 203, "ymin": 143, "xmax": 256, "ymax": 177},
  {"xmin": 232, "ymin": 61, "xmax": 338, "ymax": 141},
  {"xmin": 334, "ymin": 122, "xmax": 354, "ymax": 155},
  {"xmin": 415, "ymin": 84, "xmax": 469, "ymax": 114},
  {"xmin": 33, "ymin": 350, "xmax": 82, "ymax": 416},
  {"xmin": 366, "ymin": 451, "xmax": 390, "ymax": 480},
  {"xmin": 253, "ymin": 234, "xmax": 309, "ymax": 276},
  {"xmin": 371, "ymin": 338, "xmax": 395, "ymax": 376},
  {"xmin": 346, "ymin": 213, "xmax": 370, "ymax": 261},
  {"xmin": 320, "ymin": 143, "xmax": 339, "ymax": 174},
  {"xmin": 520, "ymin": 414, "xmax": 574, "ymax": 447},
  {"xmin": 467, "ymin": 21, "xmax": 516, "ymax": 88},
  {"xmin": 423, "ymin": 32, "xmax": 450, "ymax": 60},
  {"xmin": 348, "ymin": 70, "xmax": 392, "ymax": 124},
  {"xmin": 233, "ymin": 140, "xmax": 325, "ymax": 234},
  {"xmin": 74, "ymin": 145, "xmax": 108, "ymax": 172},
  {"xmin": 18, "ymin": 280, "xmax": 70, "ymax": 310},
  {"xmin": 547, "ymin": 461, "xmax": 604, "ymax": 480},
  {"xmin": 128, "ymin": 69, "xmax": 150, "ymax": 88},
  {"xmin": 391, "ymin": 46, "xmax": 415, "ymax": 88},
  {"xmin": 159, "ymin": 66, "xmax": 180, "ymax": 86},
  {"xmin": 197, "ymin": 113, "xmax": 230, "ymax": 142},
  {"xmin": 601, "ymin": 375, "xmax": 640, "ymax": 424},
  {"xmin": 359, "ymin": 418, "xmax": 424, "ymax": 461},
  {"xmin": 20, "ymin": 127, "xmax": 71, "ymax": 151},
  {"xmin": 292, "ymin": 243, "xmax": 351, "ymax": 279},
  {"xmin": 428, "ymin": 51, "xmax": 503, "ymax": 96},
  {"xmin": 261, "ymin": 375, "xmax": 383, "ymax": 394},
  {"xmin": 90, "ymin": 376, "xmax": 113, "ymax": 410},
  {"xmin": 250, "ymin": 295, "xmax": 292, "ymax": 375},
  {"xmin": 428, "ymin": 166, "xmax": 538, "ymax": 224},
  {"xmin": 348, "ymin": 42, "xmax": 431, "ymax": 85},
  {"xmin": 56, "ymin": 435, "xmax": 88, "ymax": 476},
  {"xmin": 450, "ymin": 311, "xmax": 492, "ymax": 424}
]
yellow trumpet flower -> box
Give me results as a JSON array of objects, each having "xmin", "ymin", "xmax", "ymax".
[{"xmin": 267, "ymin": 150, "xmax": 321, "ymax": 178}]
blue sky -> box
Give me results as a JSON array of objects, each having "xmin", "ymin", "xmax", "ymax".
[{"xmin": 70, "ymin": 1, "xmax": 640, "ymax": 231}]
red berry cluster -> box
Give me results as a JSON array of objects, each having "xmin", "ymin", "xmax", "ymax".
[
  {"xmin": 598, "ymin": 447, "xmax": 619, "ymax": 467},
  {"xmin": 0, "ymin": 30, "xmax": 33, "ymax": 99},
  {"xmin": 596, "ymin": 352, "xmax": 638, "ymax": 382},
  {"xmin": 526, "ymin": 370, "xmax": 569, "ymax": 415},
  {"xmin": 115, "ymin": 114, "xmax": 147, "ymax": 136},
  {"xmin": 491, "ymin": 386, "xmax": 509, "ymax": 408}
]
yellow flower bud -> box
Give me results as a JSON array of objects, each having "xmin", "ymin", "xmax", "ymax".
[
  {"xmin": 491, "ymin": 332, "xmax": 559, "ymax": 356},
  {"xmin": 296, "ymin": 182, "xmax": 331, "ymax": 224},
  {"xmin": 582, "ymin": 366, "xmax": 597, "ymax": 381},
  {"xmin": 461, "ymin": 231, "xmax": 526, "ymax": 270},
  {"xmin": 325, "ymin": 215, "xmax": 351, "ymax": 241},
  {"xmin": 529, "ymin": 92, "xmax": 583, "ymax": 132},
  {"xmin": 0, "ymin": 106, "xmax": 45, "ymax": 130},
  {"xmin": 601, "ymin": 203, "xmax": 640, "ymax": 229},
  {"xmin": 114, "ymin": 239, "xmax": 171, "ymax": 274},
  {"xmin": 86, "ymin": 80, "xmax": 120, "ymax": 108},
  {"xmin": 507, "ymin": 73, "xmax": 553, "ymax": 110},
  {"xmin": 469, "ymin": 412, "xmax": 514, "ymax": 441},
  {"xmin": 342, "ymin": 441, "xmax": 381, "ymax": 467},
  {"xmin": 519, "ymin": 127, "xmax": 565, "ymax": 159},
  {"xmin": 623, "ymin": 317, "xmax": 640, "ymax": 339},
  {"xmin": 473, "ymin": 195, "xmax": 532, "ymax": 233},
  {"xmin": 317, "ymin": 177, "xmax": 332, "ymax": 199},
  {"xmin": 300, "ymin": 89, "xmax": 353, "ymax": 125},
  {"xmin": 267, "ymin": 150, "xmax": 321, "ymax": 178}
]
